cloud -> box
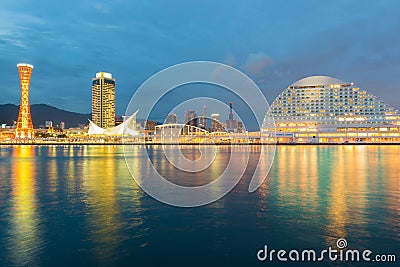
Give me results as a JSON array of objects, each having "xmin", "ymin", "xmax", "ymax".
[
  {"xmin": 0, "ymin": 10, "xmax": 45, "ymax": 49},
  {"xmin": 242, "ymin": 52, "xmax": 274, "ymax": 77}
]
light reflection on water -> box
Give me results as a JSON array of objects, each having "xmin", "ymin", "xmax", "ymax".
[
  {"xmin": 8, "ymin": 146, "xmax": 43, "ymax": 266},
  {"xmin": 0, "ymin": 145, "xmax": 398, "ymax": 266}
]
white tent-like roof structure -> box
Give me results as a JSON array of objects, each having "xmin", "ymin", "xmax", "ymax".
[
  {"xmin": 88, "ymin": 110, "xmax": 140, "ymax": 136},
  {"xmin": 290, "ymin": 76, "xmax": 351, "ymax": 87}
]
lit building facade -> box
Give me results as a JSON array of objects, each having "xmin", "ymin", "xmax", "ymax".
[
  {"xmin": 92, "ymin": 72, "xmax": 116, "ymax": 128},
  {"xmin": 268, "ymin": 76, "xmax": 400, "ymax": 143},
  {"xmin": 210, "ymin": 113, "xmax": 223, "ymax": 132}
]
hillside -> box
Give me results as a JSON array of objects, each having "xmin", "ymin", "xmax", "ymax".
[{"xmin": 0, "ymin": 104, "xmax": 91, "ymax": 128}]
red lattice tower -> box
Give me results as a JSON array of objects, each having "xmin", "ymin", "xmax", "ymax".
[{"xmin": 15, "ymin": 63, "xmax": 34, "ymax": 139}]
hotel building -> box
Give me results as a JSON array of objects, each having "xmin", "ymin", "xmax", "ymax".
[
  {"xmin": 92, "ymin": 72, "xmax": 116, "ymax": 128},
  {"xmin": 267, "ymin": 76, "xmax": 400, "ymax": 143}
]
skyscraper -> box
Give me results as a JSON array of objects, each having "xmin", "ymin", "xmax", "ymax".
[
  {"xmin": 184, "ymin": 110, "xmax": 198, "ymax": 127},
  {"xmin": 92, "ymin": 72, "xmax": 116, "ymax": 128},
  {"xmin": 165, "ymin": 114, "xmax": 178, "ymax": 124},
  {"xmin": 200, "ymin": 105, "xmax": 207, "ymax": 128},
  {"xmin": 15, "ymin": 63, "xmax": 34, "ymax": 139},
  {"xmin": 225, "ymin": 102, "xmax": 239, "ymax": 132},
  {"xmin": 210, "ymin": 113, "xmax": 224, "ymax": 132}
]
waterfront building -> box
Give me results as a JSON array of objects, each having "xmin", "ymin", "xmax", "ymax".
[
  {"xmin": 92, "ymin": 72, "xmax": 116, "ymax": 128},
  {"xmin": 199, "ymin": 105, "xmax": 207, "ymax": 128},
  {"xmin": 225, "ymin": 102, "xmax": 244, "ymax": 133},
  {"xmin": 88, "ymin": 111, "xmax": 139, "ymax": 136},
  {"xmin": 15, "ymin": 63, "xmax": 34, "ymax": 138},
  {"xmin": 184, "ymin": 110, "xmax": 198, "ymax": 127},
  {"xmin": 145, "ymin": 120, "xmax": 158, "ymax": 131},
  {"xmin": 267, "ymin": 76, "xmax": 400, "ymax": 143},
  {"xmin": 237, "ymin": 121, "xmax": 244, "ymax": 133},
  {"xmin": 45, "ymin": 121, "xmax": 53, "ymax": 128},
  {"xmin": 165, "ymin": 114, "xmax": 178, "ymax": 124},
  {"xmin": 210, "ymin": 113, "xmax": 224, "ymax": 132}
]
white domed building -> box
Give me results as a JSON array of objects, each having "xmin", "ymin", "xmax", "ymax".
[{"xmin": 268, "ymin": 76, "xmax": 400, "ymax": 143}]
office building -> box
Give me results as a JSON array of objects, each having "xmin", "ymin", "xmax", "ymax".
[
  {"xmin": 200, "ymin": 105, "xmax": 207, "ymax": 128},
  {"xmin": 210, "ymin": 113, "xmax": 224, "ymax": 132},
  {"xmin": 165, "ymin": 114, "xmax": 178, "ymax": 124},
  {"xmin": 184, "ymin": 110, "xmax": 198, "ymax": 127}
]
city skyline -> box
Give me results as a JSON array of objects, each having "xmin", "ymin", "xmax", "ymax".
[
  {"xmin": 1, "ymin": 2, "xmax": 399, "ymax": 266},
  {"xmin": 0, "ymin": 1, "xmax": 399, "ymax": 116},
  {"xmin": 2, "ymin": 65, "xmax": 399, "ymax": 129}
]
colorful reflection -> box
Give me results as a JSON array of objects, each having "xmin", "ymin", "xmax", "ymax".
[
  {"xmin": 325, "ymin": 146, "xmax": 362, "ymax": 243},
  {"xmin": 0, "ymin": 144, "xmax": 398, "ymax": 265},
  {"xmin": 268, "ymin": 145, "xmax": 399, "ymax": 248},
  {"xmin": 82, "ymin": 146, "xmax": 125, "ymax": 263},
  {"xmin": 275, "ymin": 146, "xmax": 319, "ymax": 211},
  {"xmin": 9, "ymin": 145, "xmax": 42, "ymax": 265}
]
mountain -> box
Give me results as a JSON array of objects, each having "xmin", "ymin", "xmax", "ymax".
[{"xmin": 0, "ymin": 104, "xmax": 91, "ymax": 128}]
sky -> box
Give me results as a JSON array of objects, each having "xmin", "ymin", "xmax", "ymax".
[{"xmin": 1, "ymin": 0, "xmax": 400, "ymax": 123}]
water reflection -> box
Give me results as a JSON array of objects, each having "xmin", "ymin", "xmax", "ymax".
[
  {"xmin": 9, "ymin": 146, "xmax": 43, "ymax": 266},
  {"xmin": 82, "ymin": 146, "xmax": 123, "ymax": 263},
  {"xmin": 0, "ymin": 145, "xmax": 398, "ymax": 266},
  {"xmin": 267, "ymin": 145, "xmax": 399, "ymax": 249}
]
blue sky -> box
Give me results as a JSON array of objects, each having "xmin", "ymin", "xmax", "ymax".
[{"xmin": 1, "ymin": 0, "xmax": 399, "ymax": 122}]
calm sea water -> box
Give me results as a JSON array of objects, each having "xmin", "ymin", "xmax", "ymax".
[{"xmin": 0, "ymin": 145, "xmax": 398, "ymax": 266}]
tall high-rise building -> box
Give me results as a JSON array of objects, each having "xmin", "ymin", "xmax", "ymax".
[
  {"xmin": 210, "ymin": 113, "xmax": 224, "ymax": 132},
  {"xmin": 165, "ymin": 114, "xmax": 178, "ymax": 124},
  {"xmin": 228, "ymin": 102, "xmax": 234, "ymax": 121},
  {"xmin": 15, "ymin": 63, "xmax": 34, "ymax": 138},
  {"xmin": 184, "ymin": 110, "xmax": 198, "ymax": 127},
  {"xmin": 225, "ymin": 102, "xmax": 240, "ymax": 132},
  {"xmin": 92, "ymin": 72, "xmax": 116, "ymax": 128},
  {"xmin": 200, "ymin": 105, "xmax": 207, "ymax": 128}
]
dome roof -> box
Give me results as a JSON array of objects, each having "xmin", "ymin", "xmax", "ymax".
[{"xmin": 290, "ymin": 76, "xmax": 350, "ymax": 87}]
